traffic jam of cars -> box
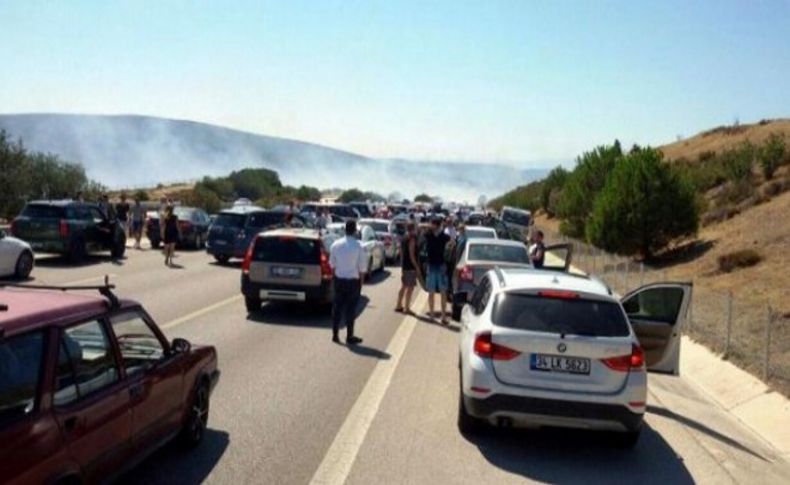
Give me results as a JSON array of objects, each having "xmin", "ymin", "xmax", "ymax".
[{"xmin": 1, "ymin": 198, "xmax": 692, "ymax": 483}]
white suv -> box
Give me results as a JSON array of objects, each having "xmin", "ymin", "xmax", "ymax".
[{"xmin": 458, "ymin": 267, "xmax": 691, "ymax": 447}]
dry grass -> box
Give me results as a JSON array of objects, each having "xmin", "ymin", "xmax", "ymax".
[
  {"xmin": 660, "ymin": 118, "xmax": 790, "ymax": 162},
  {"xmin": 717, "ymin": 249, "xmax": 762, "ymax": 273}
]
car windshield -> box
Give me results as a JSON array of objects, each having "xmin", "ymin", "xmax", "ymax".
[
  {"xmin": 213, "ymin": 213, "xmax": 246, "ymax": 229},
  {"xmin": 0, "ymin": 331, "xmax": 44, "ymax": 425},
  {"xmin": 502, "ymin": 210, "xmax": 530, "ymax": 226},
  {"xmin": 493, "ymin": 293, "xmax": 630, "ymax": 337},
  {"xmin": 173, "ymin": 208, "xmax": 195, "ymax": 219},
  {"xmin": 329, "ymin": 205, "xmax": 356, "ymax": 218},
  {"xmin": 467, "ymin": 244, "xmax": 528, "ymax": 263},
  {"xmin": 21, "ymin": 204, "xmax": 66, "ymax": 219},
  {"xmin": 465, "ymin": 228, "xmax": 495, "ymax": 239},
  {"xmin": 367, "ymin": 222, "xmax": 389, "ymax": 232},
  {"xmin": 247, "ymin": 212, "xmax": 288, "ymax": 228},
  {"xmin": 254, "ymin": 237, "xmax": 320, "ymax": 264}
]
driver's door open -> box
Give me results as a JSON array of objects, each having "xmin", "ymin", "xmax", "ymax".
[
  {"xmin": 621, "ymin": 283, "xmax": 692, "ymax": 375},
  {"xmin": 542, "ymin": 243, "xmax": 573, "ymax": 272}
]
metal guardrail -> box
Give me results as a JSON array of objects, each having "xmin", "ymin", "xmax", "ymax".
[{"xmin": 542, "ymin": 227, "xmax": 789, "ymax": 397}]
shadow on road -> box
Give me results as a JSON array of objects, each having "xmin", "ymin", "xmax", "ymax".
[
  {"xmin": 34, "ymin": 254, "xmax": 126, "ymax": 268},
  {"xmin": 647, "ymin": 405, "xmax": 767, "ymax": 460},
  {"xmin": 464, "ymin": 424, "xmax": 694, "ymax": 485},
  {"xmin": 247, "ymin": 295, "xmax": 372, "ymax": 329},
  {"xmin": 117, "ymin": 429, "xmax": 229, "ymax": 485},
  {"xmin": 365, "ymin": 269, "xmax": 391, "ymax": 286},
  {"xmin": 414, "ymin": 314, "xmax": 460, "ymax": 333},
  {"xmin": 347, "ymin": 343, "xmax": 391, "ymax": 360}
]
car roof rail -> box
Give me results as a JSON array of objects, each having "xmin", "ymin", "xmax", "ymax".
[{"xmin": 0, "ymin": 275, "xmax": 120, "ymax": 309}]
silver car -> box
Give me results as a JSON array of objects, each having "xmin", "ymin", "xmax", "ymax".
[
  {"xmin": 359, "ymin": 218, "xmax": 400, "ymax": 263},
  {"xmin": 458, "ymin": 267, "xmax": 692, "ymax": 447}
]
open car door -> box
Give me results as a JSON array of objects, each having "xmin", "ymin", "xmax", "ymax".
[
  {"xmin": 542, "ymin": 243, "xmax": 573, "ymax": 272},
  {"xmin": 621, "ymin": 282, "xmax": 693, "ymax": 375}
]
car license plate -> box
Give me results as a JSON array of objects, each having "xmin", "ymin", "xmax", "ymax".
[
  {"xmin": 272, "ymin": 266, "xmax": 302, "ymax": 278},
  {"xmin": 530, "ymin": 354, "xmax": 590, "ymax": 375}
]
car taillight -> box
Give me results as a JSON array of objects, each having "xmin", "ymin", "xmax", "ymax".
[
  {"xmin": 538, "ymin": 290, "xmax": 579, "ymax": 300},
  {"xmin": 241, "ymin": 237, "xmax": 257, "ymax": 274},
  {"xmin": 59, "ymin": 219, "xmax": 69, "ymax": 238},
  {"xmin": 601, "ymin": 344, "xmax": 645, "ymax": 372},
  {"xmin": 459, "ymin": 265, "xmax": 474, "ymax": 282},
  {"xmin": 320, "ymin": 249, "xmax": 333, "ymax": 280},
  {"xmin": 473, "ymin": 332, "xmax": 520, "ymax": 361}
]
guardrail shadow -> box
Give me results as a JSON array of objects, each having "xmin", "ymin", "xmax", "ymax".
[
  {"xmin": 464, "ymin": 424, "xmax": 694, "ymax": 484},
  {"xmin": 117, "ymin": 428, "xmax": 229, "ymax": 484}
]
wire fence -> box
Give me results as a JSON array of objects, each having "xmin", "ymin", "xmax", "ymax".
[{"xmin": 541, "ymin": 227, "xmax": 790, "ymax": 397}]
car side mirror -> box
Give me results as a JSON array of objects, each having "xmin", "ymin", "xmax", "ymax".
[{"xmin": 171, "ymin": 337, "xmax": 191, "ymax": 354}]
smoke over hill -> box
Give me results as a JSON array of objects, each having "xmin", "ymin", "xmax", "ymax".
[{"xmin": 0, "ymin": 113, "xmax": 547, "ymax": 201}]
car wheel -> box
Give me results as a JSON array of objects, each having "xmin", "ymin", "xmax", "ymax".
[
  {"xmin": 180, "ymin": 381, "xmax": 210, "ymax": 448},
  {"xmin": 69, "ymin": 237, "xmax": 86, "ymax": 263},
  {"xmin": 214, "ymin": 254, "xmax": 230, "ymax": 265},
  {"xmin": 14, "ymin": 251, "xmax": 34, "ymax": 279},
  {"xmin": 245, "ymin": 296, "xmax": 262, "ymax": 313},
  {"xmin": 610, "ymin": 429, "xmax": 641, "ymax": 449},
  {"xmin": 458, "ymin": 383, "xmax": 485, "ymax": 435}
]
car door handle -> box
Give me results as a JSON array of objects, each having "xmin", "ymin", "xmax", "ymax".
[
  {"xmin": 63, "ymin": 416, "xmax": 79, "ymax": 434},
  {"xmin": 129, "ymin": 383, "xmax": 144, "ymax": 400}
]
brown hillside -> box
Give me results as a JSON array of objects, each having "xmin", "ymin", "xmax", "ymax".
[{"xmin": 659, "ymin": 118, "xmax": 790, "ymax": 162}]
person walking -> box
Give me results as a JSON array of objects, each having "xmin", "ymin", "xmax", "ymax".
[
  {"xmin": 116, "ymin": 194, "xmax": 130, "ymax": 237},
  {"xmin": 329, "ymin": 220, "xmax": 368, "ymax": 345},
  {"xmin": 425, "ymin": 218, "xmax": 450, "ymax": 324},
  {"xmin": 162, "ymin": 205, "xmax": 180, "ymax": 267},
  {"xmin": 130, "ymin": 197, "xmax": 145, "ymax": 249},
  {"xmin": 395, "ymin": 223, "xmax": 421, "ymax": 315},
  {"xmin": 529, "ymin": 230, "xmax": 546, "ymax": 269}
]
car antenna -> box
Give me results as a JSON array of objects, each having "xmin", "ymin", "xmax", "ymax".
[{"xmin": 99, "ymin": 275, "xmax": 120, "ymax": 309}]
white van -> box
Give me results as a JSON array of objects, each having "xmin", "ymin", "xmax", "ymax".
[{"xmin": 500, "ymin": 206, "xmax": 532, "ymax": 240}]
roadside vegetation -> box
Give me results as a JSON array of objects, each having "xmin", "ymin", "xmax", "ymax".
[{"xmin": 0, "ymin": 130, "xmax": 106, "ymax": 220}]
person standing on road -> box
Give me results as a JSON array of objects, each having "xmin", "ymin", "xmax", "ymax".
[
  {"xmin": 529, "ymin": 230, "xmax": 546, "ymax": 269},
  {"xmin": 317, "ymin": 209, "xmax": 330, "ymax": 231},
  {"xmin": 163, "ymin": 205, "xmax": 180, "ymax": 267},
  {"xmin": 329, "ymin": 220, "xmax": 368, "ymax": 345},
  {"xmin": 425, "ymin": 218, "xmax": 450, "ymax": 324},
  {"xmin": 116, "ymin": 194, "xmax": 130, "ymax": 237},
  {"xmin": 395, "ymin": 223, "xmax": 421, "ymax": 315},
  {"xmin": 131, "ymin": 197, "xmax": 145, "ymax": 249}
]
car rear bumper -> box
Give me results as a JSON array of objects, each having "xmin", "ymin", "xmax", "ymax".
[
  {"xmin": 207, "ymin": 240, "xmax": 246, "ymax": 258},
  {"xmin": 241, "ymin": 274, "xmax": 333, "ymax": 304},
  {"xmin": 463, "ymin": 393, "xmax": 644, "ymax": 432},
  {"xmin": 26, "ymin": 240, "xmax": 68, "ymax": 253}
]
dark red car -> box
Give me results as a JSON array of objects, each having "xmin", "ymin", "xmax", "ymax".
[{"xmin": 0, "ymin": 284, "xmax": 220, "ymax": 485}]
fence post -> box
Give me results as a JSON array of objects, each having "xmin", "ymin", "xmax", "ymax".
[
  {"xmin": 724, "ymin": 291, "xmax": 732, "ymax": 358},
  {"xmin": 763, "ymin": 306, "xmax": 772, "ymax": 380}
]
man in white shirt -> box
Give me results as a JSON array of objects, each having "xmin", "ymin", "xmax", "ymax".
[{"xmin": 329, "ymin": 220, "xmax": 368, "ymax": 344}]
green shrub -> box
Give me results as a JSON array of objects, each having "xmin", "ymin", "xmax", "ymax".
[
  {"xmin": 717, "ymin": 249, "xmax": 762, "ymax": 273},
  {"xmin": 539, "ymin": 166, "xmax": 569, "ymax": 215},
  {"xmin": 759, "ymin": 133, "xmax": 786, "ymax": 180}
]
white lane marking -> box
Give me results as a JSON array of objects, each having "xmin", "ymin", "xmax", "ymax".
[
  {"xmin": 160, "ymin": 294, "xmax": 242, "ymax": 330},
  {"xmin": 310, "ymin": 291, "xmax": 428, "ymax": 485}
]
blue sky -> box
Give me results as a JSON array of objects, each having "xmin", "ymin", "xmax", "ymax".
[{"xmin": 1, "ymin": 0, "xmax": 789, "ymax": 166}]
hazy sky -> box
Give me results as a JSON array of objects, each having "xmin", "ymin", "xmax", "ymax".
[{"xmin": 2, "ymin": 0, "xmax": 789, "ymax": 166}]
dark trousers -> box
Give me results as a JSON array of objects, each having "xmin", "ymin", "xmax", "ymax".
[{"xmin": 333, "ymin": 278, "xmax": 361, "ymax": 338}]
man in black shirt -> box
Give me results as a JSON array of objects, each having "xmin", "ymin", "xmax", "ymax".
[
  {"xmin": 529, "ymin": 230, "xmax": 546, "ymax": 269},
  {"xmin": 115, "ymin": 193, "xmax": 130, "ymax": 237},
  {"xmin": 425, "ymin": 218, "xmax": 450, "ymax": 324}
]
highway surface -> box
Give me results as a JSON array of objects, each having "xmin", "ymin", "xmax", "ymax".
[{"xmin": 25, "ymin": 246, "xmax": 790, "ymax": 485}]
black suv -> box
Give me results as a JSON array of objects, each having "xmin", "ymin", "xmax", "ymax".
[{"xmin": 11, "ymin": 200, "xmax": 126, "ymax": 262}]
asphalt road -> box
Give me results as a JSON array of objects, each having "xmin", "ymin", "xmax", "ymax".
[{"xmin": 21, "ymin": 245, "xmax": 790, "ymax": 485}]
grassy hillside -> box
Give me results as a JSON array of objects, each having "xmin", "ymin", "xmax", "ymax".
[{"xmin": 661, "ymin": 119, "xmax": 790, "ymax": 162}]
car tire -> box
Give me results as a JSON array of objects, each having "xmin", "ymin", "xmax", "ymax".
[
  {"xmin": 14, "ymin": 251, "xmax": 34, "ymax": 279},
  {"xmin": 68, "ymin": 237, "xmax": 86, "ymax": 263},
  {"xmin": 245, "ymin": 296, "xmax": 262, "ymax": 313},
  {"xmin": 457, "ymin": 378, "xmax": 485, "ymax": 435},
  {"xmin": 610, "ymin": 429, "xmax": 641, "ymax": 449},
  {"xmin": 111, "ymin": 234, "xmax": 126, "ymax": 259},
  {"xmin": 180, "ymin": 380, "xmax": 210, "ymax": 449},
  {"xmin": 214, "ymin": 254, "xmax": 230, "ymax": 265},
  {"xmin": 194, "ymin": 234, "xmax": 203, "ymax": 250}
]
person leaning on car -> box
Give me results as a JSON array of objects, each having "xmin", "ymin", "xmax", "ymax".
[{"xmin": 329, "ymin": 220, "xmax": 368, "ymax": 345}]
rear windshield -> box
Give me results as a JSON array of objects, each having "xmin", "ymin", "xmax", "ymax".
[
  {"xmin": 465, "ymin": 228, "xmax": 496, "ymax": 239},
  {"xmin": 247, "ymin": 212, "xmax": 287, "ymax": 229},
  {"xmin": 366, "ymin": 222, "xmax": 389, "ymax": 232},
  {"xmin": 0, "ymin": 331, "xmax": 44, "ymax": 425},
  {"xmin": 21, "ymin": 204, "xmax": 66, "ymax": 219},
  {"xmin": 468, "ymin": 244, "xmax": 528, "ymax": 263},
  {"xmin": 502, "ymin": 210, "xmax": 530, "ymax": 226},
  {"xmin": 213, "ymin": 213, "xmax": 246, "ymax": 229},
  {"xmin": 329, "ymin": 205, "xmax": 356, "ymax": 218},
  {"xmin": 493, "ymin": 293, "xmax": 630, "ymax": 337},
  {"xmin": 254, "ymin": 237, "xmax": 320, "ymax": 264},
  {"xmin": 173, "ymin": 208, "xmax": 195, "ymax": 219},
  {"xmin": 351, "ymin": 204, "xmax": 371, "ymax": 217}
]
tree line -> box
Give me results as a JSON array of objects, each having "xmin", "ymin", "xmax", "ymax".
[{"xmin": 0, "ymin": 130, "xmax": 106, "ymax": 220}]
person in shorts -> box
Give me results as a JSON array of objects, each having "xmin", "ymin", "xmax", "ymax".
[
  {"xmin": 395, "ymin": 223, "xmax": 420, "ymax": 315},
  {"xmin": 424, "ymin": 218, "xmax": 450, "ymax": 324}
]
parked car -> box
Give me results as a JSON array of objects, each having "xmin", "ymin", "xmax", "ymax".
[
  {"xmin": 11, "ymin": 201, "xmax": 126, "ymax": 262},
  {"xmin": 325, "ymin": 223, "xmax": 386, "ymax": 275},
  {"xmin": 241, "ymin": 228, "xmax": 336, "ymax": 312},
  {"xmin": 359, "ymin": 218, "xmax": 400, "ymax": 263},
  {"xmin": 147, "ymin": 207, "xmax": 211, "ymax": 249},
  {"xmin": 500, "ymin": 206, "xmax": 532, "ymax": 241},
  {"xmin": 0, "ymin": 228, "xmax": 34, "ymax": 279},
  {"xmin": 207, "ymin": 207, "xmax": 306, "ymax": 264},
  {"xmin": 463, "ymin": 226, "xmax": 497, "ymax": 240},
  {"xmin": 0, "ymin": 283, "xmax": 220, "ymax": 484},
  {"xmin": 458, "ymin": 267, "xmax": 691, "ymax": 447},
  {"xmin": 349, "ymin": 202, "xmax": 373, "ymax": 218}
]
